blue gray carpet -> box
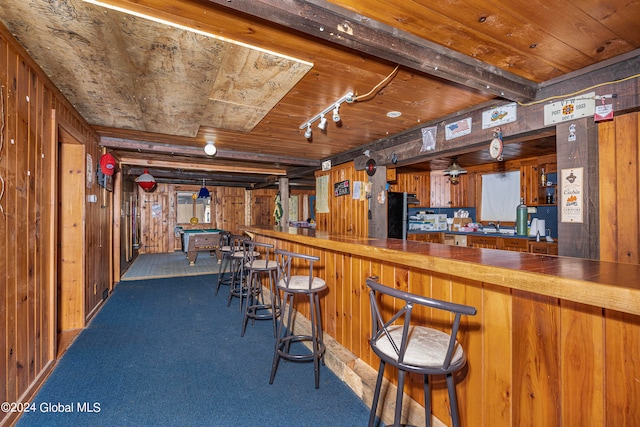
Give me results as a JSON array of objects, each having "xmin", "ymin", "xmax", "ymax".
[{"xmin": 17, "ymin": 274, "xmax": 370, "ymax": 426}]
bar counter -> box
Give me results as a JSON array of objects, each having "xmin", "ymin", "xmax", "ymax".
[
  {"xmin": 245, "ymin": 225, "xmax": 640, "ymax": 427},
  {"xmin": 247, "ymin": 226, "xmax": 640, "ymax": 316}
]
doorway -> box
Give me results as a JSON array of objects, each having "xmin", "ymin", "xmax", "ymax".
[{"xmin": 56, "ymin": 127, "xmax": 85, "ymax": 354}]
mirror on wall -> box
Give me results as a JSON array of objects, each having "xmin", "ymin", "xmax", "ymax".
[{"xmin": 177, "ymin": 191, "xmax": 211, "ymax": 225}]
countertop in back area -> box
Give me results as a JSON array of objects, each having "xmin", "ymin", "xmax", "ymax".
[{"xmin": 408, "ymin": 229, "xmax": 555, "ymax": 240}]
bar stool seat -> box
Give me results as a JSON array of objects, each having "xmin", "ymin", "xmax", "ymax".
[
  {"xmin": 365, "ymin": 276, "xmax": 476, "ymax": 427},
  {"xmin": 241, "ymin": 240, "xmax": 280, "ymax": 337},
  {"xmin": 269, "ymin": 249, "xmax": 327, "ymax": 389}
]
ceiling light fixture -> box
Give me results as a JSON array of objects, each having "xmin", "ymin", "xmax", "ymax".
[
  {"xmin": 443, "ymin": 157, "xmax": 467, "ymax": 185},
  {"xmin": 204, "ymin": 140, "xmax": 217, "ymax": 156},
  {"xmin": 332, "ymin": 104, "xmax": 341, "ymax": 122},
  {"xmin": 304, "ymin": 124, "xmax": 312, "ymax": 140},
  {"xmin": 299, "ymin": 91, "xmax": 353, "ymax": 138},
  {"xmin": 197, "ymin": 179, "xmax": 210, "ymax": 198},
  {"xmin": 318, "ymin": 114, "xmax": 327, "ymax": 130}
]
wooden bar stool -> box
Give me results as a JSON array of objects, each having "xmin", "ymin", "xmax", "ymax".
[
  {"xmin": 241, "ymin": 240, "xmax": 280, "ymax": 337},
  {"xmin": 269, "ymin": 249, "xmax": 327, "ymax": 389},
  {"xmin": 365, "ymin": 277, "xmax": 476, "ymax": 427}
]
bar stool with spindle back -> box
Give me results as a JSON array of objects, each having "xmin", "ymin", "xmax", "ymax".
[{"xmin": 269, "ymin": 249, "xmax": 327, "ymax": 389}]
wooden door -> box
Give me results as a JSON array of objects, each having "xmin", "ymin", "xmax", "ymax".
[
  {"xmin": 221, "ymin": 193, "xmax": 245, "ymax": 234},
  {"xmin": 430, "ymin": 171, "xmax": 451, "ymax": 207},
  {"xmin": 252, "ymin": 194, "xmax": 274, "ymax": 226},
  {"xmin": 139, "ymin": 192, "xmax": 169, "ymax": 253},
  {"xmin": 57, "ymin": 134, "xmax": 85, "ymax": 332}
]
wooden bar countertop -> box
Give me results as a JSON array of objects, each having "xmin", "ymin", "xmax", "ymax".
[{"xmin": 245, "ymin": 226, "xmax": 640, "ymax": 316}]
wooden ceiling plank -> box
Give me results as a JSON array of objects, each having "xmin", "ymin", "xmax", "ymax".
[{"xmin": 204, "ymin": 0, "xmax": 537, "ymax": 102}]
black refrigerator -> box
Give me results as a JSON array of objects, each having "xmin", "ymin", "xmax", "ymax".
[{"xmin": 387, "ymin": 192, "xmax": 420, "ymax": 239}]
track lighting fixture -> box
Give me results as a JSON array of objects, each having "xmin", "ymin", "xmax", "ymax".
[
  {"xmin": 318, "ymin": 114, "xmax": 327, "ymax": 130},
  {"xmin": 204, "ymin": 140, "xmax": 217, "ymax": 156},
  {"xmin": 299, "ymin": 91, "xmax": 353, "ymax": 138}
]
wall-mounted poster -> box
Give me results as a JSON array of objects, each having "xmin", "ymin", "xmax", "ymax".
[
  {"xmin": 86, "ymin": 154, "xmax": 94, "ymax": 188},
  {"xmin": 420, "ymin": 125, "xmax": 437, "ymax": 152},
  {"xmin": 316, "ymin": 175, "xmax": 329, "ymax": 213},
  {"xmin": 444, "ymin": 117, "xmax": 472, "ymax": 140},
  {"xmin": 334, "ymin": 180, "xmax": 350, "ymax": 197},
  {"xmin": 560, "ymin": 167, "xmax": 583, "ymax": 223},
  {"xmin": 482, "ymin": 102, "xmax": 517, "ymax": 129}
]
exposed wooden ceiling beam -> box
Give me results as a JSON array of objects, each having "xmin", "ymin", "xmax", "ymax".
[
  {"xmin": 126, "ymin": 167, "xmax": 269, "ymax": 183},
  {"xmin": 204, "ymin": 0, "xmax": 537, "ymax": 102},
  {"xmin": 100, "ymin": 137, "xmax": 320, "ymax": 167},
  {"xmin": 118, "ymin": 156, "xmax": 287, "ymax": 175}
]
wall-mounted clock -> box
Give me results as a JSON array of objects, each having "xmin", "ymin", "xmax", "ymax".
[{"xmin": 489, "ymin": 128, "xmax": 503, "ymax": 161}]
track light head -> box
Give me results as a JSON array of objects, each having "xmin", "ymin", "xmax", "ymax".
[
  {"xmin": 304, "ymin": 123, "xmax": 312, "ymax": 139},
  {"xmin": 318, "ymin": 115, "xmax": 327, "ymax": 131},
  {"xmin": 332, "ymin": 105, "xmax": 341, "ymax": 123}
]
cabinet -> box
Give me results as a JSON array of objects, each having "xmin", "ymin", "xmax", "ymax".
[
  {"xmin": 408, "ymin": 232, "xmax": 443, "ymax": 243},
  {"xmin": 521, "ymin": 162, "xmax": 557, "ymax": 206},
  {"xmin": 499, "ymin": 237, "xmax": 529, "ymax": 252},
  {"xmin": 529, "ymin": 241, "xmax": 558, "ymax": 255},
  {"xmin": 444, "ymin": 233, "xmax": 467, "ymax": 246},
  {"xmin": 467, "ymin": 235, "xmax": 498, "ymax": 249}
]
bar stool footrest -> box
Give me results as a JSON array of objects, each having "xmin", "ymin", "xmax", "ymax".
[{"xmin": 276, "ymin": 335, "xmax": 326, "ymax": 362}]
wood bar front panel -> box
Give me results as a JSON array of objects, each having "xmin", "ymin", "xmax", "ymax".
[{"xmin": 252, "ymin": 230, "xmax": 640, "ymax": 427}]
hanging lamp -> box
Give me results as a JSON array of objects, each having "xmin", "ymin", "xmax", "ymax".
[
  {"xmin": 442, "ymin": 157, "xmax": 467, "ymax": 185},
  {"xmin": 136, "ymin": 169, "xmax": 156, "ymax": 192},
  {"xmin": 198, "ymin": 179, "xmax": 210, "ymax": 198}
]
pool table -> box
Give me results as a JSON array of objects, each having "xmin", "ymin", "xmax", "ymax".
[{"xmin": 180, "ymin": 229, "xmax": 223, "ymax": 265}]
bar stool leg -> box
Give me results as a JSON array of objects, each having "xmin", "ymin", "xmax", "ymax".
[
  {"xmin": 368, "ymin": 359, "xmax": 386, "ymax": 427},
  {"xmin": 394, "ymin": 370, "xmax": 407, "ymax": 426},
  {"xmin": 241, "ymin": 269, "xmax": 263, "ymax": 336},
  {"xmin": 310, "ymin": 292, "xmax": 320, "ymax": 389},
  {"xmin": 268, "ymin": 270, "xmax": 279, "ymax": 337},
  {"xmin": 269, "ymin": 291, "xmax": 294, "ymax": 384},
  {"xmin": 227, "ymin": 257, "xmax": 246, "ymax": 310},
  {"xmin": 215, "ymin": 251, "xmax": 230, "ymax": 295},
  {"xmin": 424, "ymin": 374, "xmax": 432, "ymax": 427}
]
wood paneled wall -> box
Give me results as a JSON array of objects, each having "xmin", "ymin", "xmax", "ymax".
[
  {"xmin": 315, "ymin": 161, "xmax": 369, "ymax": 237},
  {"xmin": 1, "ymin": 24, "xmax": 111, "ymax": 427},
  {"xmin": 389, "ymin": 170, "xmax": 431, "ymax": 205},
  {"xmin": 599, "ymin": 112, "xmax": 640, "ymax": 264},
  {"xmin": 254, "ymin": 233, "xmax": 640, "ymax": 427},
  {"xmin": 135, "ymin": 185, "xmax": 315, "ymax": 254}
]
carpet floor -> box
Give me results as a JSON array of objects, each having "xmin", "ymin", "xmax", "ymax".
[{"xmin": 17, "ymin": 274, "xmax": 371, "ymax": 427}]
